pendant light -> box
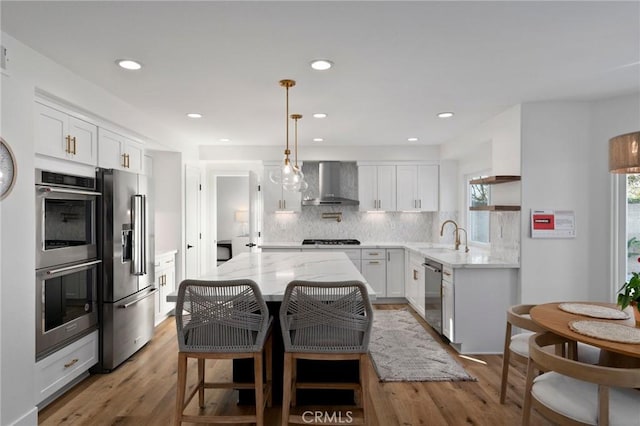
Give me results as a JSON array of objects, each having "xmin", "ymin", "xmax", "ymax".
[
  {"xmin": 609, "ymin": 131, "xmax": 640, "ymax": 173},
  {"xmin": 290, "ymin": 113, "xmax": 308, "ymax": 192},
  {"xmin": 269, "ymin": 79, "xmax": 296, "ymax": 186}
]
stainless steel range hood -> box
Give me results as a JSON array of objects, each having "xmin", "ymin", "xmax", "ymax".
[{"xmin": 302, "ymin": 161, "xmax": 359, "ymax": 206}]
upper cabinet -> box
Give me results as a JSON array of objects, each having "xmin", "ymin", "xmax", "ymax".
[
  {"xmin": 396, "ymin": 165, "xmax": 439, "ymax": 211},
  {"xmin": 358, "ymin": 165, "xmax": 396, "ymax": 211},
  {"xmin": 35, "ymin": 102, "xmax": 98, "ymax": 166},
  {"xmin": 98, "ymin": 128, "xmax": 145, "ymax": 174},
  {"xmin": 263, "ymin": 165, "xmax": 302, "ymax": 213}
]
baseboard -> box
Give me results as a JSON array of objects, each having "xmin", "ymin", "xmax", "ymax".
[{"xmin": 8, "ymin": 406, "xmax": 37, "ymax": 426}]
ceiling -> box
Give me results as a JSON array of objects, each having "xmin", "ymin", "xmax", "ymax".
[{"xmin": 2, "ymin": 1, "xmax": 639, "ymax": 149}]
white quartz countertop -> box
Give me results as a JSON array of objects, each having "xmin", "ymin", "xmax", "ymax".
[
  {"xmin": 166, "ymin": 251, "xmax": 374, "ymax": 302},
  {"xmin": 259, "ymin": 242, "xmax": 519, "ymax": 269}
]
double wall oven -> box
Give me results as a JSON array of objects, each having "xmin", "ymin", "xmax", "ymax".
[{"xmin": 35, "ymin": 169, "xmax": 101, "ymax": 359}]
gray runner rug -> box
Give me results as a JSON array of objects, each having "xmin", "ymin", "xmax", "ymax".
[{"xmin": 369, "ymin": 309, "xmax": 476, "ymax": 382}]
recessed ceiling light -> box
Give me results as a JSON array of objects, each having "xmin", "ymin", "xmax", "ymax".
[
  {"xmin": 313, "ymin": 113, "xmax": 328, "ymax": 119},
  {"xmin": 186, "ymin": 113, "xmax": 202, "ymax": 119},
  {"xmin": 219, "ymin": 138, "xmax": 230, "ymax": 142},
  {"xmin": 437, "ymin": 112, "xmax": 454, "ymax": 118},
  {"xmin": 310, "ymin": 59, "xmax": 333, "ymax": 71},
  {"xmin": 116, "ymin": 59, "xmax": 142, "ymax": 70},
  {"xmin": 313, "ymin": 138, "xmax": 324, "ymax": 142},
  {"xmin": 408, "ymin": 137, "xmax": 419, "ymax": 142}
]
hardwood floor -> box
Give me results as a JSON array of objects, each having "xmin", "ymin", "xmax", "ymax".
[{"xmin": 38, "ymin": 305, "xmax": 552, "ymax": 425}]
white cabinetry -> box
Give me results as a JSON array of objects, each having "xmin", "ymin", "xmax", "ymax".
[
  {"xmin": 357, "ymin": 165, "xmax": 396, "ymax": 211},
  {"xmin": 263, "ymin": 165, "xmax": 302, "ymax": 212},
  {"xmin": 405, "ymin": 251, "xmax": 425, "ymax": 317},
  {"xmin": 35, "ymin": 101, "xmax": 98, "ymax": 166},
  {"xmin": 98, "ymin": 128, "xmax": 145, "ymax": 174},
  {"xmin": 155, "ymin": 251, "xmax": 177, "ymax": 325},
  {"xmin": 443, "ymin": 266, "xmax": 518, "ymax": 354},
  {"xmin": 361, "ymin": 249, "xmax": 386, "ymax": 296},
  {"xmin": 442, "ymin": 266, "xmax": 454, "ymax": 341},
  {"xmin": 386, "ymin": 249, "xmax": 405, "ymax": 297},
  {"xmin": 35, "ymin": 330, "xmax": 98, "ymax": 405},
  {"xmin": 396, "ymin": 165, "xmax": 439, "ymax": 211}
]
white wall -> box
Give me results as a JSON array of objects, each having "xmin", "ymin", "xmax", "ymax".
[{"xmin": 520, "ymin": 96, "xmax": 640, "ymax": 303}]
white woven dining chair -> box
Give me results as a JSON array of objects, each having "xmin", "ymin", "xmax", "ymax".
[
  {"xmin": 279, "ymin": 280, "xmax": 373, "ymax": 426},
  {"xmin": 174, "ymin": 279, "xmax": 273, "ymax": 426},
  {"xmin": 523, "ymin": 331, "xmax": 640, "ymax": 426}
]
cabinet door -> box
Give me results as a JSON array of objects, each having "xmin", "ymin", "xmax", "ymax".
[
  {"xmin": 386, "ymin": 249, "xmax": 405, "ymax": 297},
  {"xmin": 361, "ymin": 259, "xmax": 386, "ymax": 297},
  {"xmin": 68, "ymin": 117, "xmax": 98, "ymax": 166},
  {"xmin": 35, "ymin": 102, "xmax": 70, "ymax": 160},
  {"xmin": 396, "ymin": 165, "xmax": 418, "ymax": 211},
  {"xmin": 442, "ymin": 278, "xmax": 454, "ymax": 341},
  {"xmin": 376, "ymin": 165, "xmax": 396, "ymax": 211},
  {"xmin": 408, "ymin": 254, "xmax": 425, "ymax": 317},
  {"xmin": 263, "ymin": 166, "xmax": 283, "ymax": 213},
  {"xmin": 357, "ymin": 166, "xmax": 378, "ymax": 211},
  {"xmin": 98, "ymin": 128, "xmax": 127, "ymax": 170},
  {"xmin": 124, "ymin": 140, "xmax": 145, "ymax": 174},
  {"xmin": 281, "ymin": 183, "xmax": 302, "ymax": 212},
  {"xmin": 417, "ymin": 165, "xmax": 439, "ymax": 211}
]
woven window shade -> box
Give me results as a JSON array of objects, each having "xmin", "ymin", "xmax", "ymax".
[{"xmin": 609, "ymin": 131, "xmax": 640, "ymax": 173}]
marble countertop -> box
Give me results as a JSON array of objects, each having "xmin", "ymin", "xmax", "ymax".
[
  {"xmin": 166, "ymin": 251, "xmax": 374, "ymax": 302},
  {"xmin": 259, "ymin": 242, "xmax": 519, "ymax": 269}
]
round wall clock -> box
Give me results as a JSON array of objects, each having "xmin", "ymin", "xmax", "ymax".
[{"xmin": 0, "ymin": 138, "xmax": 17, "ymax": 200}]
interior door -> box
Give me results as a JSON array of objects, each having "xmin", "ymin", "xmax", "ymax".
[
  {"xmin": 248, "ymin": 171, "xmax": 261, "ymax": 253},
  {"xmin": 185, "ymin": 166, "xmax": 201, "ymax": 278}
]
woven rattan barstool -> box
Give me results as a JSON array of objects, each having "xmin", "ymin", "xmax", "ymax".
[
  {"xmin": 174, "ymin": 279, "xmax": 273, "ymax": 425},
  {"xmin": 279, "ymin": 280, "xmax": 373, "ymax": 426}
]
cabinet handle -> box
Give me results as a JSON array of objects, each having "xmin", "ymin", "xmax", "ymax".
[
  {"xmin": 64, "ymin": 358, "xmax": 79, "ymax": 369},
  {"xmin": 122, "ymin": 153, "xmax": 127, "ymax": 167},
  {"xmin": 65, "ymin": 135, "xmax": 72, "ymax": 153},
  {"xmin": 413, "ymin": 269, "xmax": 418, "ymax": 280},
  {"xmin": 126, "ymin": 153, "xmax": 130, "ymax": 168},
  {"xmin": 443, "ymin": 271, "xmax": 452, "ymax": 276},
  {"xmin": 419, "ymin": 199, "xmax": 422, "ymax": 209},
  {"xmin": 72, "ymin": 136, "xmax": 77, "ymax": 155},
  {"xmin": 283, "ymin": 200, "xmax": 286, "ymax": 209},
  {"xmin": 368, "ymin": 252, "xmax": 379, "ymax": 256},
  {"xmin": 387, "ymin": 252, "xmax": 390, "ymax": 262},
  {"xmin": 368, "ymin": 261, "xmax": 380, "ymax": 264}
]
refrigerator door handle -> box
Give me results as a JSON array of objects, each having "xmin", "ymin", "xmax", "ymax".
[
  {"xmin": 131, "ymin": 194, "xmax": 147, "ymax": 276},
  {"xmin": 119, "ymin": 287, "xmax": 158, "ymax": 309}
]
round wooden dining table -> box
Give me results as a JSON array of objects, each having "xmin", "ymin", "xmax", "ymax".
[{"xmin": 530, "ymin": 302, "xmax": 640, "ymax": 367}]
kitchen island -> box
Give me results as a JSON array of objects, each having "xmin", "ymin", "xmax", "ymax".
[{"xmin": 167, "ymin": 251, "xmax": 374, "ymax": 404}]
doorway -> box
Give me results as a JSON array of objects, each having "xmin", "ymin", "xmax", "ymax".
[{"xmin": 216, "ymin": 175, "xmax": 249, "ymax": 265}]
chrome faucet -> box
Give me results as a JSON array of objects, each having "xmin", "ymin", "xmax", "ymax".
[{"xmin": 440, "ymin": 220, "xmax": 461, "ymax": 250}]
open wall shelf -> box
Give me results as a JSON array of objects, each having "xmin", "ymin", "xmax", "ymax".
[
  {"xmin": 469, "ymin": 175, "xmax": 520, "ymax": 185},
  {"xmin": 469, "ymin": 175, "xmax": 521, "ymax": 211}
]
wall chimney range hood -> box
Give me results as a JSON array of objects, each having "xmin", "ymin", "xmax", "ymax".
[{"xmin": 302, "ymin": 161, "xmax": 359, "ymax": 206}]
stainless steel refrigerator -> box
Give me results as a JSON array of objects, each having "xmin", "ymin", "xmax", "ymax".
[{"xmin": 96, "ymin": 168, "xmax": 156, "ymax": 371}]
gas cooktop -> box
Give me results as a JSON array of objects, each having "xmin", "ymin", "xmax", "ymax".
[{"xmin": 302, "ymin": 239, "xmax": 361, "ymax": 245}]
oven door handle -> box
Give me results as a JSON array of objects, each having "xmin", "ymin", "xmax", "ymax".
[
  {"xmin": 38, "ymin": 186, "xmax": 101, "ymax": 196},
  {"xmin": 46, "ymin": 259, "xmax": 102, "ymax": 275},
  {"xmin": 119, "ymin": 288, "xmax": 158, "ymax": 309}
]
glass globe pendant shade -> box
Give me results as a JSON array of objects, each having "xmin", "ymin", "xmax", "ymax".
[{"xmin": 282, "ymin": 165, "xmax": 304, "ymax": 192}]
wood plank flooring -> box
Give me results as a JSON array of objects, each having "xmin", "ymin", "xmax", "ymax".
[{"xmin": 38, "ymin": 305, "xmax": 552, "ymax": 425}]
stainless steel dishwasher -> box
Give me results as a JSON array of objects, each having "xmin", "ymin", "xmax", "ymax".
[{"xmin": 423, "ymin": 259, "xmax": 443, "ymax": 334}]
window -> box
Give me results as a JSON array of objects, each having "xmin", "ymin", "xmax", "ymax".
[
  {"xmin": 467, "ymin": 173, "xmax": 491, "ymax": 244},
  {"xmin": 626, "ymin": 174, "xmax": 640, "ymax": 277}
]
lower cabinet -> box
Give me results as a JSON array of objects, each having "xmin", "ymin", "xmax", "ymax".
[
  {"xmin": 361, "ymin": 249, "xmax": 386, "ymax": 296},
  {"xmin": 155, "ymin": 250, "xmax": 177, "ymax": 325},
  {"xmin": 35, "ymin": 330, "xmax": 98, "ymax": 406},
  {"xmin": 444, "ymin": 266, "xmax": 518, "ymax": 354},
  {"xmin": 386, "ymin": 249, "xmax": 405, "ymax": 297},
  {"xmin": 405, "ymin": 251, "xmax": 425, "ymax": 317}
]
